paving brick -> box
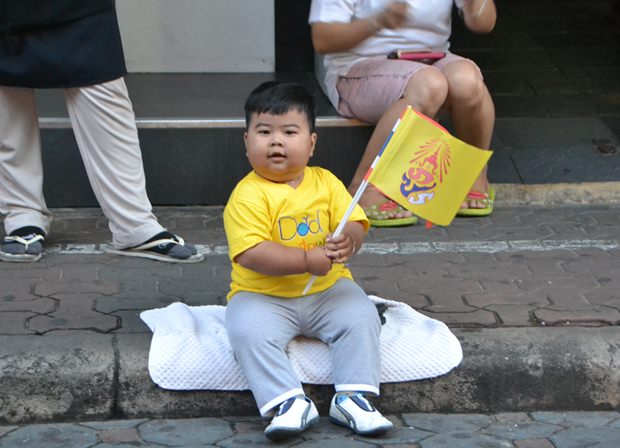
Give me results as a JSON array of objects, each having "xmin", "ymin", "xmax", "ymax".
[
  {"xmin": 420, "ymin": 432, "xmax": 513, "ymax": 448},
  {"xmin": 29, "ymin": 294, "xmax": 119, "ymax": 333},
  {"xmin": 445, "ymin": 259, "xmax": 532, "ymax": 282},
  {"xmin": 217, "ymin": 431, "xmax": 293, "ymax": 446},
  {"xmin": 544, "ymin": 291, "xmax": 598, "ymax": 310},
  {"xmin": 351, "ymin": 423, "xmax": 431, "ymax": 446},
  {"xmin": 0, "ymin": 284, "xmax": 38, "ymax": 302},
  {"xmin": 478, "ymin": 279, "xmax": 522, "ymax": 294},
  {"xmin": 0, "ymin": 312, "xmax": 36, "ymax": 335},
  {"xmin": 492, "ymin": 413, "xmax": 533, "ymax": 424},
  {"xmin": 111, "ymin": 310, "xmax": 150, "ymax": 334},
  {"xmin": 230, "ymin": 419, "xmax": 264, "ymax": 435},
  {"xmin": 138, "ymin": 418, "xmax": 233, "ymax": 446},
  {"xmin": 584, "ymin": 275, "xmax": 620, "ymax": 309},
  {"xmin": 394, "ymin": 414, "xmax": 490, "ymax": 433},
  {"xmin": 0, "ymin": 424, "xmax": 98, "ymax": 448},
  {"xmin": 98, "ymin": 262, "xmax": 184, "ymax": 282},
  {"xmin": 561, "ymin": 250, "xmax": 616, "ymax": 275},
  {"xmin": 357, "ymin": 275, "xmax": 403, "ymax": 300},
  {"xmin": 163, "ymin": 216, "xmax": 209, "ymax": 232},
  {"xmin": 0, "ymin": 265, "xmax": 61, "ymax": 280},
  {"xmin": 95, "ymin": 294, "xmax": 179, "ymax": 314},
  {"xmin": 299, "ymin": 420, "xmax": 359, "ymax": 441},
  {"xmin": 57, "ymin": 217, "xmax": 107, "ymax": 234},
  {"xmin": 550, "ymin": 427, "xmax": 620, "ymax": 448},
  {"xmin": 484, "ymin": 305, "xmax": 538, "ymax": 326},
  {"xmin": 514, "ymin": 439, "xmax": 555, "ymax": 448},
  {"xmin": 98, "ymin": 427, "xmax": 141, "ymax": 443},
  {"xmin": 513, "ymin": 276, "xmax": 599, "ymax": 292},
  {"xmin": 398, "ymin": 275, "xmax": 481, "ymax": 312},
  {"xmin": 482, "ymin": 421, "xmax": 563, "ymax": 440},
  {"xmin": 531, "ymin": 411, "xmax": 620, "ymax": 428},
  {"xmin": 534, "ymin": 308, "xmax": 620, "ymax": 326},
  {"xmin": 159, "ymin": 283, "xmax": 228, "ymax": 305},
  {"xmin": 422, "ymin": 309, "xmax": 499, "ymax": 327},
  {"xmin": 0, "ymin": 426, "xmax": 17, "ymax": 437},
  {"xmin": 293, "ymin": 439, "xmax": 372, "ymax": 447},
  {"xmin": 0, "ymin": 298, "xmax": 55, "ymax": 314},
  {"xmin": 348, "ymin": 253, "xmax": 392, "ymax": 268},
  {"xmin": 524, "ymin": 258, "xmax": 572, "ymax": 278},
  {"xmin": 35, "ymin": 278, "xmax": 121, "ymax": 297},
  {"xmin": 464, "ymin": 291, "xmax": 549, "ymax": 307},
  {"xmin": 81, "ymin": 419, "xmax": 148, "ymax": 430}
]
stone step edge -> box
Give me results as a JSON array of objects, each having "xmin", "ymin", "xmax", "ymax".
[
  {"xmin": 39, "ymin": 116, "xmax": 368, "ymax": 129},
  {"xmin": 34, "ymin": 182, "xmax": 620, "ymax": 209},
  {"xmin": 1, "ymin": 327, "xmax": 618, "ymax": 424},
  {"xmin": 495, "ymin": 182, "xmax": 620, "ymax": 206}
]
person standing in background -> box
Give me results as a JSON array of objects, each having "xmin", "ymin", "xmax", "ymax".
[{"xmin": 0, "ymin": 0, "xmax": 203, "ymax": 263}]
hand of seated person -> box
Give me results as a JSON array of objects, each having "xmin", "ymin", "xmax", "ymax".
[{"xmin": 374, "ymin": 1, "xmax": 408, "ymax": 30}]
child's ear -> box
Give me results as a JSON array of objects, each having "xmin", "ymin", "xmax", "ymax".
[
  {"xmin": 243, "ymin": 131, "xmax": 249, "ymax": 156},
  {"xmin": 309, "ymin": 132, "xmax": 318, "ymax": 156}
]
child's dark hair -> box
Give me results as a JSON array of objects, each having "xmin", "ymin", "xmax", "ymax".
[{"xmin": 244, "ymin": 81, "xmax": 316, "ymax": 133}]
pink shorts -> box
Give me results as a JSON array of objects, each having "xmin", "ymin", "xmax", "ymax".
[{"xmin": 336, "ymin": 52, "xmax": 481, "ymax": 123}]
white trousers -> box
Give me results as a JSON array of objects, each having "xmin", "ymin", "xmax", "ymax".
[
  {"xmin": 0, "ymin": 78, "xmax": 163, "ymax": 248},
  {"xmin": 226, "ymin": 278, "xmax": 382, "ymax": 416}
]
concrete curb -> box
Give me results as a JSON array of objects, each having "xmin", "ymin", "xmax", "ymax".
[
  {"xmin": 2, "ymin": 327, "xmax": 619, "ymax": 424},
  {"xmin": 495, "ymin": 182, "xmax": 620, "ymax": 206}
]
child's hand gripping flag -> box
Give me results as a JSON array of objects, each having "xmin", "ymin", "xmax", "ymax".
[
  {"xmin": 366, "ymin": 106, "xmax": 492, "ymax": 226},
  {"xmin": 302, "ymin": 106, "xmax": 492, "ymax": 295}
]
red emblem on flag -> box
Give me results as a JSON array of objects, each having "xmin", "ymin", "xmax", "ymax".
[{"xmin": 400, "ymin": 138, "xmax": 452, "ymax": 205}]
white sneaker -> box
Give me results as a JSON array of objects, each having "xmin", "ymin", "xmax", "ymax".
[
  {"xmin": 329, "ymin": 393, "xmax": 393, "ymax": 436},
  {"xmin": 264, "ymin": 396, "xmax": 319, "ymax": 441}
]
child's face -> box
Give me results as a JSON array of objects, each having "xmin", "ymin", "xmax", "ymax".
[{"xmin": 244, "ymin": 109, "xmax": 317, "ymax": 184}]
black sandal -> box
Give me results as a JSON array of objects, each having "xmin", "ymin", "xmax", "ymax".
[{"xmin": 0, "ymin": 227, "xmax": 45, "ymax": 263}]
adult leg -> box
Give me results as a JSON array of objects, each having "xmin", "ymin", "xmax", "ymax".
[
  {"xmin": 348, "ymin": 67, "xmax": 448, "ymax": 215},
  {"xmin": 0, "ymin": 86, "xmax": 51, "ymax": 261},
  {"xmin": 65, "ymin": 78, "xmax": 202, "ymax": 261},
  {"xmin": 440, "ymin": 60, "xmax": 495, "ymax": 209},
  {"xmin": 64, "ymin": 78, "xmax": 162, "ymax": 248},
  {"xmin": 225, "ymin": 292, "xmax": 305, "ymax": 416},
  {"xmin": 0, "ymin": 86, "xmax": 53, "ymax": 235}
]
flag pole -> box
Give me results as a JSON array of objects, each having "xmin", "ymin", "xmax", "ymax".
[
  {"xmin": 300, "ymin": 110, "xmax": 409, "ymax": 295},
  {"xmin": 301, "ymin": 178, "xmax": 371, "ymax": 295}
]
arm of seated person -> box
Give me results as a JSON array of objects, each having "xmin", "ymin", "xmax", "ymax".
[
  {"xmin": 235, "ymin": 241, "xmax": 333, "ymax": 277},
  {"xmin": 461, "ymin": 0, "xmax": 497, "ymax": 33}
]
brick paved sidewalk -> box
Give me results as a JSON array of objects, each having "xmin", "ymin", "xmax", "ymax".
[
  {"xmin": 2, "ymin": 204, "xmax": 618, "ymax": 332},
  {"xmin": 2, "ymin": 411, "xmax": 620, "ymax": 447},
  {"xmin": 1, "ymin": 204, "xmax": 619, "ymax": 424}
]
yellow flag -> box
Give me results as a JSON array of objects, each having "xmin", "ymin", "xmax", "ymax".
[{"xmin": 367, "ymin": 107, "xmax": 492, "ymax": 226}]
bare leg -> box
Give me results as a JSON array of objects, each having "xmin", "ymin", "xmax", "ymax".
[
  {"xmin": 349, "ymin": 68, "xmax": 448, "ymax": 215},
  {"xmin": 441, "ymin": 61, "xmax": 495, "ymax": 209}
]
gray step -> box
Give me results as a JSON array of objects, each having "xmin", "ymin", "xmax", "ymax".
[{"xmin": 36, "ymin": 72, "xmax": 620, "ymax": 207}]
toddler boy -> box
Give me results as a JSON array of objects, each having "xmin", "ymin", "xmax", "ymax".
[{"xmin": 224, "ymin": 81, "xmax": 393, "ymax": 441}]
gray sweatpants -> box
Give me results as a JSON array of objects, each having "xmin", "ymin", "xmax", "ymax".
[
  {"xmin": 0, "ymin": 78, "xmax": 163, "ymax": 248},
  {"xmin": 225, "ymin": 278, "xmax": 381, "ymax": 416}
]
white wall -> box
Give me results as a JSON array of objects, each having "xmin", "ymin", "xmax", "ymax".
[{"xmin": 116, "ymin": 0, "xmax": 275, "ymax": 73}]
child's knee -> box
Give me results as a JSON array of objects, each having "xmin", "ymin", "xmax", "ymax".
[{"xmin": 345, "ymin": 300, "xmax": 382, "ymax": 330}]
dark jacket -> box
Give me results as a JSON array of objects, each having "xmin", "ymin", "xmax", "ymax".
[
  {"xmin": 0, "ymin": 0, "xmax": 127, "ymax": 88},
  {"xmin": 0, "ymin": 0, "xmax": 113, "ymax": 33}
]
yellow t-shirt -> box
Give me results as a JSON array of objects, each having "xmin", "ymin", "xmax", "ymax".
[{"xmin": 224, "ymin": 166, "xmax": 369, "ymax": 299}]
